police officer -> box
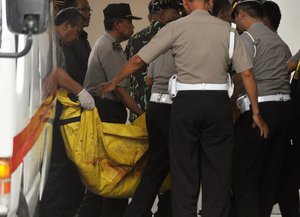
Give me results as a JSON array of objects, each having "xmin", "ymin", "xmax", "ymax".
[
  {"xmin": 84, "ymin": 3, "xmax": 143, "ymax": 121},
  {"xmin": 40, "ymin": 7, "xmax": 95, "ymax": 217},
  {"xmin": 260, "ymin": 3, "xmax": 298, "ymax": 216},
  {"xmin": 277, "ymin": 51, "xmax": 300, "ymax": 217},
  {"xmin": 231, "ymin": 1, "xmax": 292, "ymax": 217},
  {"xmin": 123, "ymin": 9, "xmax": 181, "ymax": 217},
  {"xmin": 59, "ymin": 0, "xmax": 93, "ymax": 212},
  {"xmin": 77, "ymin": 4, "xmax": 143, "ymax": 217},
  {"xmin": 100, "ymin": 0, "xmax": 268, "ymax": 217},
  {"xmin": 125, "ymin": 1, "xmax": 182, "ymax": 217},
  {"xmin": 125, "ymin": 0, "xmax": 183, "ymax": 122}
]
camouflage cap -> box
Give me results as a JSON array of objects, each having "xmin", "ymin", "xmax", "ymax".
[{"xmin": 148, "ymin": 0, "xmax": 183, "ymax": 14}]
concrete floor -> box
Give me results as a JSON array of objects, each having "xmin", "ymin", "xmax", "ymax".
[
  {"xmin": 150, "ymin": 197, "xmax": 283, "ymax": 216},
  {"xmin": 150, "ymin": 190, "xmax": 300, "ymax": 217}
]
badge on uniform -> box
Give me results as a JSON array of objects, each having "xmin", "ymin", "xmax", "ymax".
[{"xmin": 112, "ymin": 42, "xmax": 122, "ymax": 53}]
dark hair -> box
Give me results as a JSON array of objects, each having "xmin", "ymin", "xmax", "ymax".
[
  {"xmin": 55, "ymin": 7, "xmax": 83, "ymax": 26},
  {"xmin": 64, "ymin": 0, "xmax": 77, "ymax": 8},
  {"xmin": 104, "ymin": 18, "xmax": 123, "ymax": 30},
  {"xmin": 262, "ymin": 1, "xmax": 281, "ymax": 31},
  {"xmin": 234, "ymin": 1, "xmax": 263, "ymax": 19},
  {"xmin": 212, "ymin": 0, "xmax": 231, "ymax": 17}
]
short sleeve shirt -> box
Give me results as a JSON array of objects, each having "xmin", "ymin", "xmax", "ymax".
[
  {"xmin": 84, "ymin": 32, "xmax": 128, "ymax": 101},
  {"xmin": 125, "ymin": 21, "xmax": 164, "ymax": 120},
  {"xmin": 138, "ymin": 9, "xmax": 252, "ymax": 84},
  {"xmin": 147, "ymin": 50, "xmax": 176, "ymax": 94},
  {"xmin": 240, "ymin": 22, "xmax": 292, "ymax": 96}
]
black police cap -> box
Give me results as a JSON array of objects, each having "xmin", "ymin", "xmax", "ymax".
[{"xmin": 103, "ymin": 3, "xmax": 142, "ymax": 20}]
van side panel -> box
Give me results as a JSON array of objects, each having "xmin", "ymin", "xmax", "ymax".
[{"xmin": 0, "ymin": 1, "xmax": 57, "ymax": 216}]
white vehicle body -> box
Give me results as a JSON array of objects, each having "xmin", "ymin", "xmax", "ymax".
[{"xmin": 0, "ymin": 0, "xmax": 56, "ymax": 216}]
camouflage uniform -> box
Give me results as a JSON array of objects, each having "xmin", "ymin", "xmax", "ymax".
[{"xmin": 125, "ymin": 20, "xmax": 164, "ymax": 121}]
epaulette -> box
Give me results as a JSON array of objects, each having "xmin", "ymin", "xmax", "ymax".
[{"xmin": 112, "ymin": 41, "xmax": 122, "ymax": 53}]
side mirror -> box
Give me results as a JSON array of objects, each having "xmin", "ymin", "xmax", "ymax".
[
  {"xmin": 6, "ymin": 0, "xmax": 49, "ymax": 34},
  {"xmin": 0, "ymin": 0, "xmax": 50, "ymax": 58}
]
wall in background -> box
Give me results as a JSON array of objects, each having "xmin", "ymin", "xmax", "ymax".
[
  {"xmin": 274, "ymin": 0, "xmax": 300, "ymax": 54},
  {"xmin": 86, "ymin": 0, "xmax": 149, "ymax": 47},
  {"xmin": 86, "ymin": 0, "xmax": 299, "ymax": 54}
]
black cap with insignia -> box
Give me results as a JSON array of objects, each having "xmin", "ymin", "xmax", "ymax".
[{"xmin": 103, "ymin": 3, "xmax": 142, "ymax": 20}]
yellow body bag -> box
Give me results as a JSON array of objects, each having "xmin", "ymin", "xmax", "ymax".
[{"xmin": 57, "ymin": 89, "xmax": 170, "ymax": 198}]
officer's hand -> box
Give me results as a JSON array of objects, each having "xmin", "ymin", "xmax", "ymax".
[
  {"xmin": 252, "ymin": 113, "xmax": 269, "ymax": 138},
  {"xmin": 99, "ymin": 81, "xmax": 116, "ymax": 98},
  {"xmin": 77, "ymin": 88, "xmax": 95, "ymax": 110}
]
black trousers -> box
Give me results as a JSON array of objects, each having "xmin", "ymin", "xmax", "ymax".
[
  {"xmin": 169, "ymin": 91, "xmax": 233, "ymax": 217},
  {"xmin": 123, "ymin": 102, "xmax": 172, "ymax": 217},
  {"xmin": 76, "ymin": 97, "xmax": 128, "ymax": 217},
  {"xmin": 278, "ymin": 100, "xmax": 300, "ymax": 217},
  {"xmin": 233, "ymin": 101, "xmax": 292, "ymax": 217},
  {"xmin": 40, "ymin": 102, "xmax": 85, "ymax": 217}
]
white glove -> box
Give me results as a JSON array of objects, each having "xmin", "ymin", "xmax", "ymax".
[{"xmin": 77, "ymin": 88, "xmax": 95, "ymax": 110}]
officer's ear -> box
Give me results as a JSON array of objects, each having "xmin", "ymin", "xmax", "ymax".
[
  {"xmin": 262, "ymin": 16, "xmax": 269, "ymax": 26},
  {"xmin": 62, "ymin": 21, "xmax": 71, "ymax": 32},
  {"xmin": 112, "ymin": 19, "xmax": 123, "ymax": 31},
  {"xmin": 236, "ymin": 8, "xmax": 246, "ymax": 19}
]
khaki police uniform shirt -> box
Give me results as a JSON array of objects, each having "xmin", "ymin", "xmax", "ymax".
[
  {"xmin": 147, "ymin": 50, "xmax": 176, "ymax": 94},
  {"xmin": 138, "ymin": 9, "xmax": 252, "ymax": 84},
  {"xmin": 84, "ymin": 32, "xmax": 128, "ymax": 101},
  {"xmin": 240, "ymin": 22, "xmax": 291, "ymax": 96}
]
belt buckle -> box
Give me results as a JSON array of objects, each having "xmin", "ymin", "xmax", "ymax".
[
  {"xmin": 277, "ymin": 94, "xmax": 284, "ymax": 101},
  {"xmin": 157, "ymin": 93, "xmax": 162, "ymax": 101},
  {"xmin": 201, "ymin": 83, "xmax": 206, "ymax": 91}
]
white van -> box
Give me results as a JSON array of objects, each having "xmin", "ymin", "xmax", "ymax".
[{"xmin": 0, "ymin": 0, "xmax": 56, "ymax": 216}]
